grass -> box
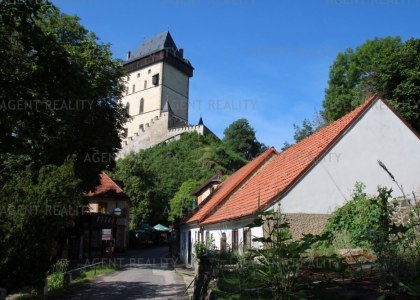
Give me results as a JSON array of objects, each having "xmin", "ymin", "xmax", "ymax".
[
  {"xmin": 70, "ymin": 266, "xmax": 116, "ymax": 284},
  {"xmin": 11, "ymin": 266, "xmax": 118, "ymax": 299},
  {"xmin": 44, "ymin": 265, "xmax": 118, "ymax": 299}
]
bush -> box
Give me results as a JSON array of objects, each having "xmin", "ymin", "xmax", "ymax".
[
  {"xmin": 324, "ymin": 182, "xmax": 396, "ymax": 248},
  {"xmin": 47, "ymin": 259, "xmax": 69, "ymax": 292},
  {"xmin": 325, "ymin": 182, "xmax": 413, "ymax": 288},
  {"xmin": 247, "ymin": 209, "xmax": 322, "ymax": 299}
]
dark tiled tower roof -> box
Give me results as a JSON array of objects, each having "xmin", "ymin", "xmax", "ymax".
[
  {"xmin": 126, "ymin": 31, "xmax": 177, "ymax": 63},
  {"xmin": 124, "ymin": 31, "xmax": 193, "ymax": 77}
]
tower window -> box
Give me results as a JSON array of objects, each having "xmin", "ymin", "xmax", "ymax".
[
  {"xmin": 137, "ymin": 73, "xmax": 140, "ymax": 78},
  {"xmin": 148, "ymin": 69, "xmax": 151, "ymax": 74},
  {"xmin": 152, "ymin": 74, "xmax": 159, "ymax": 86},
  {"xmin": 139, "ymin": 98, "xmax": 144, "ymax": 114},
  {"xmin": 144, "ymin": 80, "xmax": 147, "ymax": 89},
  {"xmin": 132, "ymin": 84, "xmax": 135, "ymax": 93}
]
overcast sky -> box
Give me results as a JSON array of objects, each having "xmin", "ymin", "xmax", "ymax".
[{"xmin": 53, "ymin": 0, "xmax": 420, "ymax": 149}]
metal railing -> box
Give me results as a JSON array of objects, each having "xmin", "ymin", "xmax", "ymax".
[{"xmin": 63, "ymin": 261, "xmax": 106, "ymax": 286}]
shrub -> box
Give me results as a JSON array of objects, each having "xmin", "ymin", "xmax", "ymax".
[
  {"xmin": 324, "ymin": 182, "xmax": 398, "ymax": 248},
  {"xmin": 325, "ymin": 181, "xmax": 411, "ymax": 288},
  {"xmin": 47, "ymin": 259, "xmax": 69, "ymax": 292},
  {"xmin": 247, "ymin": 209, "xmax": 322, "ymax": 299}
]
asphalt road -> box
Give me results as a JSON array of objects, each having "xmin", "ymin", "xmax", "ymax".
[{"xmin": 52, "ymin": 246, "xmax": 185, "ymax": 300}]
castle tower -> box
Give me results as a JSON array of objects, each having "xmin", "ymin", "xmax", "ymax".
[{"xmin": 121, "ymin": 31, "xmax": 194, "ymax": 140}]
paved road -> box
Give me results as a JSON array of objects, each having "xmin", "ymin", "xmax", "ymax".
[{"xmin": 52, "ymin": 246, "xmax": 185, "ymax": 300}]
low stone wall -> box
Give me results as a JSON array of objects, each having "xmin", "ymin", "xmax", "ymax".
[{"xmin": 285, "ymin": 213, "xmax": 330, "ymax": 240}]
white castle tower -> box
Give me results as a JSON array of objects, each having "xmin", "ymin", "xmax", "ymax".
[{"xmin": 118, "ymin": 32, "xmax": 214, "ymax": 158}]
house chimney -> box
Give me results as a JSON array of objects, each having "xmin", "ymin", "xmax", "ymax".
[
  {"xmin": 126, "ymin": 51, "xmax": 131, "ymax": 60},
  {"xmin": 178, "ymin": 48, "xmax": 184, "ymax": 58}
]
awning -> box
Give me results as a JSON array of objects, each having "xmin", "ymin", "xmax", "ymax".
[{"xmin": 153, "ymin": 224, "xmax": 169, "ymax": 232}]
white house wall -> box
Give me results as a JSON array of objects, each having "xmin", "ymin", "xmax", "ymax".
[
  {"xmin": 203, "ymin": 218, "xmax": 262, "ymax": 250},
  {"xmin": 274, "ymin": 99, "xmax": 420, "ymax": 214},
  {"xmin": 179, "ymin": 225, "xmax": 199, "ymax": 267},
  {"xmin": 180, "ymin": 219, "xmax": 264, "ymax": 265}
]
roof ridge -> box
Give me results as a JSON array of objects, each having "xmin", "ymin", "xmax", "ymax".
[
  {"xmin": 184, "ymin": 147, "xmax": 278, "ymax": 224},
  {"xmin": 282, "ymin": 94, "xmax": 379, "ymax": 154}
]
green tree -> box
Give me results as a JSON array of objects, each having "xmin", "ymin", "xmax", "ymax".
[
  {"xmin": 223, "ymin": 118, "xmax": 265, "ymax": 159},
  {"xmin": 322, "ymin": 37, "xmax": 420, "ymax": 133},
  {"xmin": 168, "ymin": 179, "xmax": 200, "ymax": 221},
  {"xmin": 114, "ymin": 132, "xmax": 246, "ymax": 226},
  {"xmin": 293, "ymin": 119, "xmax": 315, "ymax": 143},
  {"xmin": 111, "ymin": 155, "xmax": 163, "ymax": 228},
  {"xmin": 281, "ymin": 119, "xmax": 316, "ymax": 151},
  {"xmin": 0, "ymin": 0, "xmax": 126, "ymax": 292},
  {"xmin": 0, "ymin": 159, "xmax": 84, "ymax": 291},
  {"xmin": 0, "ymin": 0, "xmax": 127, "ymax": 189}
]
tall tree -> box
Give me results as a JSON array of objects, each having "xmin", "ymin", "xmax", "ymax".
[
  {"xmin": 223, "ymin": 118, "xmax": 265, "ymax": 159},
  {"xmin": 112, "ymin": 155, "xmax": 164, "ymax": 228},
  {"xmin": 0, "ymin": 159, "xmax": 83, "ymax": 291},
  {"xmin": 281, "ymin": 119, "xmax": 316, "ymax": 151},
  {"xmin": 0, "ymin": 0, "xmax": 127, "ymax": 189},
  {"xmin": 292, "ymin": 119, "xmax": 315, "ymax": 143},
  {"xmin": 322, "ymin": 37, "xmax": 420, "ymax": 133},
  {"xmin": 0, "ymin": 0, "xmax": 126, "ymax": 292}
]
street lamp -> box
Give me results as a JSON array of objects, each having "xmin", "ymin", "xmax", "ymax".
[{"xmin": 114, "ymin": 207, "xmax": 122, "ymax": 216}]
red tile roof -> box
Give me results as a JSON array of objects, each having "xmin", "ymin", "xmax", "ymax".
[
  {"xmin": 85, "ymin": 172, "xmax": 130, "ymax": 201},
  {"xmin": 200, "ymin": 95, "xmax": 379, "ymax": 225},
  {"xmin": 184, "ymin": 147, "xmax": 279, "ymax": 224}
]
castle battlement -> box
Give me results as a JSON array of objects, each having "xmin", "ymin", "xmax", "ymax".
[{"xmin": 118, "ymin": 110, "xmax": 215, "ymax": 158}]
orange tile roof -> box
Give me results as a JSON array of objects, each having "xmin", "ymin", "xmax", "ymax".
[
  {"xmin": 200, "ymin": 95, "xmax": 379, "ymax": 225},
  {"xmin": 85, "ymin": 172, "xmax": 130, "ymax": 201},
  {"xmin": 184, "ymin": 147, "xmax": 279, "ymax": 224}
]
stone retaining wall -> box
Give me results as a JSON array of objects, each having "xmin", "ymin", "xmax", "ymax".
[{"xmin": 285, "ymin": 213, "xmax": 330, "ymax": 240}]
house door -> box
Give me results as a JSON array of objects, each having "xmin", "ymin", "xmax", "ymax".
[{"xmin": 188, "ymin": 231, "xmax": 192, "ymax": 265}]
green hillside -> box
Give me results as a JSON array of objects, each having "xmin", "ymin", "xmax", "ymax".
[{"xmin": 112, "ymin": 132, "xmax": 247, "ymax": 227}]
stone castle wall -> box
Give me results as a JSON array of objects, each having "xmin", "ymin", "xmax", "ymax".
[{"xmin": 117, "ymin": 112, "xmax": 209, "ymax": 159}]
